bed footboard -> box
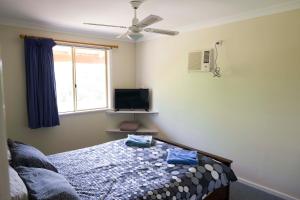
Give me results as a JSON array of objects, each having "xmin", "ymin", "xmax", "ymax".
[{"xmin": 205, "ymin": 185, "xmax": 230, "ymax": 200}]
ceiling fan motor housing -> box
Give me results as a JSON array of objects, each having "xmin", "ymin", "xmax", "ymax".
[{"xmin": 129, "ymin": 25, "xmax": 142, "ymax": 33}]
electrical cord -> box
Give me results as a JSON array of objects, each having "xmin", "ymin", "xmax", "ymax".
[{"xmin": 213, "ymin": 42, "xmax": 221, "ymax": 77}]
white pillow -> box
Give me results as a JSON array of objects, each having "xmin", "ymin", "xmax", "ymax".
[{"xmin": 9, "ymin": 166, "xmax": 28, "ymax": 200}]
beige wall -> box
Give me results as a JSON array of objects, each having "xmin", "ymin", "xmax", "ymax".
[
  {"xmin": 0, "ymin": 25, "xmax": 135, "ymax": 154},
  {"xmin": 136, "ymin": 9, "xmax": 300, "ymax": 199}
]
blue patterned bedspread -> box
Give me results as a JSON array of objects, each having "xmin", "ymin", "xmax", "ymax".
[{"xmin": 48, "ymin": 139, "xmax": 237, "ymax": 200}]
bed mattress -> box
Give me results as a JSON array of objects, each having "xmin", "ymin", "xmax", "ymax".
[{"xmin": 48, "ymin": 139, "xmax": 237, "ymax": 200}]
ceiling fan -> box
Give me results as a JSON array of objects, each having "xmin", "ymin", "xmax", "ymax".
[{"xmin": 83, "ymin": 0, "xmax": 179, "ymax": 40}]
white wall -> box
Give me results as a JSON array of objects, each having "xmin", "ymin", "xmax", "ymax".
[
  {"xmin": 0, "ymin": 25, "xmax": 135, "ymax": 154},
  {"xmin": 136, "ymin": 9, "xmax": 300, "ymax": 199},
  {"xmin": 0, "ymin": 46, "xmax": 10, "ymax": 200}
]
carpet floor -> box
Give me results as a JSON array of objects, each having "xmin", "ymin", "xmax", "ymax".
[{"xmin": 230, "ymin": 182, "xmax": 284, "ymax": 200}]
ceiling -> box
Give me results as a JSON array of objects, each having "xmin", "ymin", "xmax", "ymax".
[{"xmin": 0, "ymin": 0, "xmax": 299, "ymax": 41}]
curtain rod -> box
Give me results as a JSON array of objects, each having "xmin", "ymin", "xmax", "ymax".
[{"xmin": 19, "ymin": 34, "xmax": 118, "ymax": 49}]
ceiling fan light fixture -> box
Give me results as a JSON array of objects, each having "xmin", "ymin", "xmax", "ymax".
[{"xmin": 127, "ymin": 32, "xmax": 143, "ymax": 40}]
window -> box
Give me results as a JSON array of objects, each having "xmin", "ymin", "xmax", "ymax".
[{"xmin": 53, "ymin": 45, "xmax": 109, "ymax": 113}]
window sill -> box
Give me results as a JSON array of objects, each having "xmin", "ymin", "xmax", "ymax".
[{"xmin": 59, "ymin": 108, "xmax": 110, "ymax": 116}]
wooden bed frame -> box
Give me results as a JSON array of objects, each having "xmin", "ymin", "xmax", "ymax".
[{"xmin": 154, "ymin": 137, "xmax": 233, "ymax": 200}]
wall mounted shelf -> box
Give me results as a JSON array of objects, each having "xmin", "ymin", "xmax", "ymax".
[{"xmin": 106, "ymin": 109, "xmax": 159, "ymax": 134}]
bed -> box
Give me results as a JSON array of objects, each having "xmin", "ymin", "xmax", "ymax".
[{"xmin": 47, "ymin": 137, "xmax": 237, "ymax": 200}]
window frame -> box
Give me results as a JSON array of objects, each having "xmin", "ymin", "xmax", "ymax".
[{"xmin": 53, "ymin": 44, "xmax": 110, "ymax": 114}]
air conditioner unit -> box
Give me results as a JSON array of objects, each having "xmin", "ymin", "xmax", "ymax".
[{"xmin": 188, "ymin": 49, "xmax": 213, "ymax": 72}]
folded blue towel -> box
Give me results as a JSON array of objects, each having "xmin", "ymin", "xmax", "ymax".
[
  {"xmin": 125, "ymin": 135, "xmax": 153, "ymax": 147},
  {"xmin": 166, "ymin": 149, "xmax": 198, "ymax": 165}
]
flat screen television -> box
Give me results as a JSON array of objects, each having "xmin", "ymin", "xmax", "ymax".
[{"xmin": 114, "ymin": 89, "xmax": 150, "ymax": 111}]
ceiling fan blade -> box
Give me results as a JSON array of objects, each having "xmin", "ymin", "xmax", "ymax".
[
  {"xmin": 144, "ymin": 28, "xmax": 179, "ymax": 36},
  {"xmin": 116, "ymin": 31, "xmax": 129, "ymax": 39},
  {"xmin": 83, "ymin": 22, "xmax": 128, "ymax": 29},
  {"xmin": 136, "ymin": 15, "xmax": 163, "ymax": 28}
]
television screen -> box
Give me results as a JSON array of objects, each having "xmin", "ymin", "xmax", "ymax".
[{"xmin": 114, "ymin": 89, "xmax": 149, "ymax": 111}]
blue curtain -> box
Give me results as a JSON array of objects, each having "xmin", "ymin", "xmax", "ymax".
[{"xmin": 24, "ymin": 37, "xmax": 60, "ymax": 129}]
